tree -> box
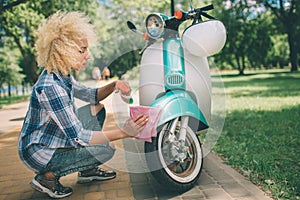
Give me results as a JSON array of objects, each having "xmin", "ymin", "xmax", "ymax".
[
  {"xmin": 96, "ymin": 0, "xmax": 171, "ymax": 77},
  {"xmin": 0, "ymin": 0, "xmax": 28, "ymax": 13},
  {"xmin": 1, "ymin": 3, "xmax": 43, "ymax": 83},
  {"xmin": 0, "ymin": 0, "xmax": 104, "ymax": 84},
  {"xmin": 210, "ymin": 0, "xmax": 273, "ymax": 74},
  {"xmin": 267, "ymin": 34, "xmax": 289, "ymax": 68},
  {"xmin": 0, "ymin": 46, "xmax": 24, "ymax": 97},
  {"xmin": 257, "ymin": 0, "xmax": 299, "ymax": 72},
  {"xmin": 246, "ymin": 12, "xmax": 273, "ymax": 69}
]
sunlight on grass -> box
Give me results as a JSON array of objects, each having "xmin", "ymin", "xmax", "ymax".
[
  {"xmin": 213, "ymin": 70, "xmax": 300, "ymax": 200},
  {"xmin": 226, "ymin": 96, "xmax": 300, "ymax": 111}
]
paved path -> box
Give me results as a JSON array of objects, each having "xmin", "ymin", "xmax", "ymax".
[{"xmin": 0, "ymin": 80, "xmax": 273, "ymax": 200}]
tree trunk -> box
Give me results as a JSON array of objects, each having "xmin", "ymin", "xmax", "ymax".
[
  {"xmin": 241, "ymin": 56, "xmax": 246, "ymax": 75},
  {"xmin": 287, "ymin": 29, "xmax": 298, "ymax": 72},
  {"xmin": 23, "ymin": 54, "xmax": 39, "ymax": 84},
  {"xmin": 236, "ymin": 56, "xmax": 244, "ymax": 75},
  {"xmin": 8, "ymin": 83, "xmax": 11, "ymax": 97}
]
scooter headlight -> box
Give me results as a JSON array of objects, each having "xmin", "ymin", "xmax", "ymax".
[{"xmin": 145, "ymin": 14, "xmax": 165, "ymax": 39}]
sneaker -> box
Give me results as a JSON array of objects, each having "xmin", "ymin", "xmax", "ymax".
[
  {"xmin": 30, "ymin": 175, "xmax": 72, "ymax": 199},
  {"xmin": 77, "ymin": 167, "xmax": 116, "ymax": 183}
]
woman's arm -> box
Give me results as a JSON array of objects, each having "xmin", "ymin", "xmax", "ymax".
[
  {"xmin": 72, "ymin": 76, "xmax": 98, "ymax": 104},
  {"xmin": 89, "ymin": 129, "xmax": 128, "ymax": 145},
  {"xmin": 89, "ymin": 114, "xmax": 148, "ymax": 145},
  {"xmin": 97, "ymin": 80, "xmax": 131, "ymax": 102},
  {"xmin": 37, "ymin": 84, "xmax": 93, "ymax": 146},
  {"xmin": 96, "ymin": 81, "xmax": 116, "ymax": 101}
]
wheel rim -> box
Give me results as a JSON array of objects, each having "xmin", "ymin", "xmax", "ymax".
[{"xmin": 157, "ymin": 122, "xmax": 203, "ymax": 183}]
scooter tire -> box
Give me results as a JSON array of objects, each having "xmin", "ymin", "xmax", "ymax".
[{"xmin": 144, "ymin": 122, "xmax": 203, "ymax": 193}]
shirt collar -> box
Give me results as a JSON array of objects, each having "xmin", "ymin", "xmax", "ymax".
[{"xmin": 52, "ymin": 70, "xmax": 72, "ymax": 88}]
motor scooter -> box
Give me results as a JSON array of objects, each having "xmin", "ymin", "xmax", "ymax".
[{"xmin": 127, "ymin": 1, "xmax": 226, "ymax": 192}]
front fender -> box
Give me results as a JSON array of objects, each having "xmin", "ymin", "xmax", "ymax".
[{"xmin": 150, "ymin": 90, "xmax": 208, "ymax": 130}]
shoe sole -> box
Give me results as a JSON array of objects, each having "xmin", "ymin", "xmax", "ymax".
[
  {"xmin": 77, "ymin": 174, "xmax": 116, "ymax": 184},
  {"xmin": 30, "ymin": 178, "xmax": 72, "ymax": 199}
]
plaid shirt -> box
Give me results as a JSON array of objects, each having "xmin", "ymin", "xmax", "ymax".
[{"xmin": 18, "ymin": 70, "xmax": 98, "ymax": 173}]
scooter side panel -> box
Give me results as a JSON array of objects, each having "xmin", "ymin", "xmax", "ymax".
[
  {"xmin": 184, "ymin": 53, "xmax": 212, "ymax": 123},
  {"xmin": 139, "ymin": 42, "xmax": 165, "ymax": 106},
  {"xmin": 139, "ymin": 42, "xmax": 212, "ymax": 124},
  {"xmin": 150, "ymin": 90, "xmax": 208, "ymax": 130}
]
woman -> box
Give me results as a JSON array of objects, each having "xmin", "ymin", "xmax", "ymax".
[{"xmin": 18, "ymin": 11, "xmax": 148, "ymax": 199}]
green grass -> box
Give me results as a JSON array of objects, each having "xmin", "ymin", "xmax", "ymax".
[
  {"xmin": 0, "ymin": 95, "xmax": 30, "ymax": 109},
  {"xmin": 213, "ymin": 69, "xmax": 300, "ymax": 200}
]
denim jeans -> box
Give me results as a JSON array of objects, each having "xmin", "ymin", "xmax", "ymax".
[{"xmin": 43, "ymin": 104, "xmax": 115, "ymax": 177}]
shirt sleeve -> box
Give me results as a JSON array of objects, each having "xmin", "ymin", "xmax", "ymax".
[
  {"xmin": 71, "ymin": 76, "xmax": 98, "ymax": 104},
  {"xmin": 36, "ymin": 84, "xmax": 92, "ymax": 147}
]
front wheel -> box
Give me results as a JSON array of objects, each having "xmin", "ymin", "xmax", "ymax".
[{"xmin": 144, "ymin": 118, "xmax": 203, "ymax": 192}]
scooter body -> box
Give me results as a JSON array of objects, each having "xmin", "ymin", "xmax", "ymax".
[
  {"xmin": 127, "ymin": 3, "xmax": 226, "ymax": 192},
  {"xmin": 139, "ymin": 38, "xmax": 211, "ymax": 130}
]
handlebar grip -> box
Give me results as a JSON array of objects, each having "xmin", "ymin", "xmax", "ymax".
[{"xmin": 200, "ymin": 4, "xmax": 214, "ymax": 11}]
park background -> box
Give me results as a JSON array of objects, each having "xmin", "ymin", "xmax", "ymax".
[{"xmin": 0, "ymin": 0, "xmax": 299, "ymax": 200}]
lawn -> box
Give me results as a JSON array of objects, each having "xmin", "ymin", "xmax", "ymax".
[
  {"xmin": 0, "ymin": 95, "xmax": 29, "ymax": 109},
  {"xmin": 212, "ymin": 69, "xmax": 300, "ymax": 200}
]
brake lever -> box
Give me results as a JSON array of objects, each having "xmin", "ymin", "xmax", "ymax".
[
  {"xmin": 139, "ymin": 39, "xmax": 156, "ymax": 54},
  {"xmin": 201, "ymin": 12, "xmax": 215, "ymax": 20},
  {"xmin": 192, "ymin": 10, "xmax": 216, "ymax": 24}
]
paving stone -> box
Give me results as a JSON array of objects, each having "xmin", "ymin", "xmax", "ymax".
[
  {"xmin": 83, "ymin": 191, "xmax": 105, "ymax": 200},
  {"xmin": 104, "ymin": 189, "xmax": 117, "ymax": 199},
  {"xmin": 221, "ymin": 182, "xmax": 252, "ymax": 198},
  {"xmin": 0, "ymin": 90, "xmax": 274, "ymax": 200},
  {"xmin": 30, "ymin": 190, "xmax": 50, "ymax": 199},
  {"xmin": 124, "ymin": 138, "xmax": 273, "ymax": 200},
  {"xmin": 117, "ymin": 188, "xmax": 133, "ymax": 197},
  {"xmin": 3, "ymin": 193, "xmax": 20, "ymax": 200},
  {"xmin": 181, "ymin": 188, "xmax": 206, "ymax": 200},
  {"xmin": 198, "ymin": 170, "xmax": 215, "ymax": 185},
  {"xmin": 87, "ymin": 184, "xmax": 100, "ymax": 192},
  {"xmin": 131, "ymin": 184, "xmax": 157, "ymax": 199},
  {"xmin": 202, "ymin": 188, "xmax": 232, "ymax": 200},
  {"xmin": 65, "ymin": 194, "xmax": 84, "ymax": 200},
  {"xmin": 18, "ymin": 191, "xmax": 34, "ymax": 200},
  {"xmin": 198, "ymin": 183, "xmax": 222, "ymax": 191},
  {"xmin": 0, "ymin": 195, "xmax": 6, "ymax": 200},
  {"xmin": 128, "ymin": 172, "xmax": 150, "ymax": 184},
  {"xmin": 1, "ymin": 184, "xmax": 32, "ymax": 194}
]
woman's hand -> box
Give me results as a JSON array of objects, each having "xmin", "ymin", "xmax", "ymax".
[
  {"xmin": 115, "ymin": 81, "xmax": 131, "ymax": 96},
  {"xmin": 122, "ymin": 114, "xmax": 148, "ymax": 137}
]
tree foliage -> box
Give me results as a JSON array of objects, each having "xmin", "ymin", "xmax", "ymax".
[
  {"xmin": 1, "ymin": 3, "xmax": 43, "ymax": 83},
  {"xmin": 0, "ymin": 0, "xmax": 28, "ymax": 13},
  {"xmin": 0, "ymin": 45, "xmax": 24, "ymax": 95},
  {"xmin": 258, "ymin": 0, "xmax": 299, "ymax": 72},
  {"xmin": 0, "ymin": 0, "xmax": 103, "ymax": 84},
  {"xmin": 93, "ymin": 0, "xmax": 170, "ymax": 78},
  {"xmin": 0, "ymin": 0, "xmax": 299, "ymax": 85},
  {"xmin": 210, "ymin": 0, "xmax": 298, "ymax": 74}
]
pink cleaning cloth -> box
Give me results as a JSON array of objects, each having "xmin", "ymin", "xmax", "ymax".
[{"xmin": 130, "ymin": 106, "xmax": 162, "ymax": 142}]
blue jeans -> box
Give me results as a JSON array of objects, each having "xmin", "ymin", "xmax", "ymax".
[{"xmin": 44, "ymin": 104, "xmax": 115, "ymax": 177}]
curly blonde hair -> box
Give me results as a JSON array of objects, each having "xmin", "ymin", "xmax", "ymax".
[{"xmin": 35, "ymin": 11, "xmax": 97, "ymax": 76}]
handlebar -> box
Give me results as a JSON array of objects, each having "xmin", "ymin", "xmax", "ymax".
[
  {"xmin": 127, "ymin": 4, "xmax": 216, "ymax": 44},
  {"xmin": 198, "ymin": 4, "xmax": 214, "ymax": 11},
  {"xmin": 183, "ymin": 4, "xmax": 215, "ymax": 23},
  {"xmin": 163, "ymin": 4, "xmax": 215, "ymax": 34}
]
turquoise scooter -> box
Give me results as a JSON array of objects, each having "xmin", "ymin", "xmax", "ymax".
[{"xmin": 127, "ymin": 1, "xmax": 226, "ymax": 192}]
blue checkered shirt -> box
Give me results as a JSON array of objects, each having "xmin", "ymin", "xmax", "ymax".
[{"xmin": 18, "ymin": 70, "xmax": 98, "ymax": 173}]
